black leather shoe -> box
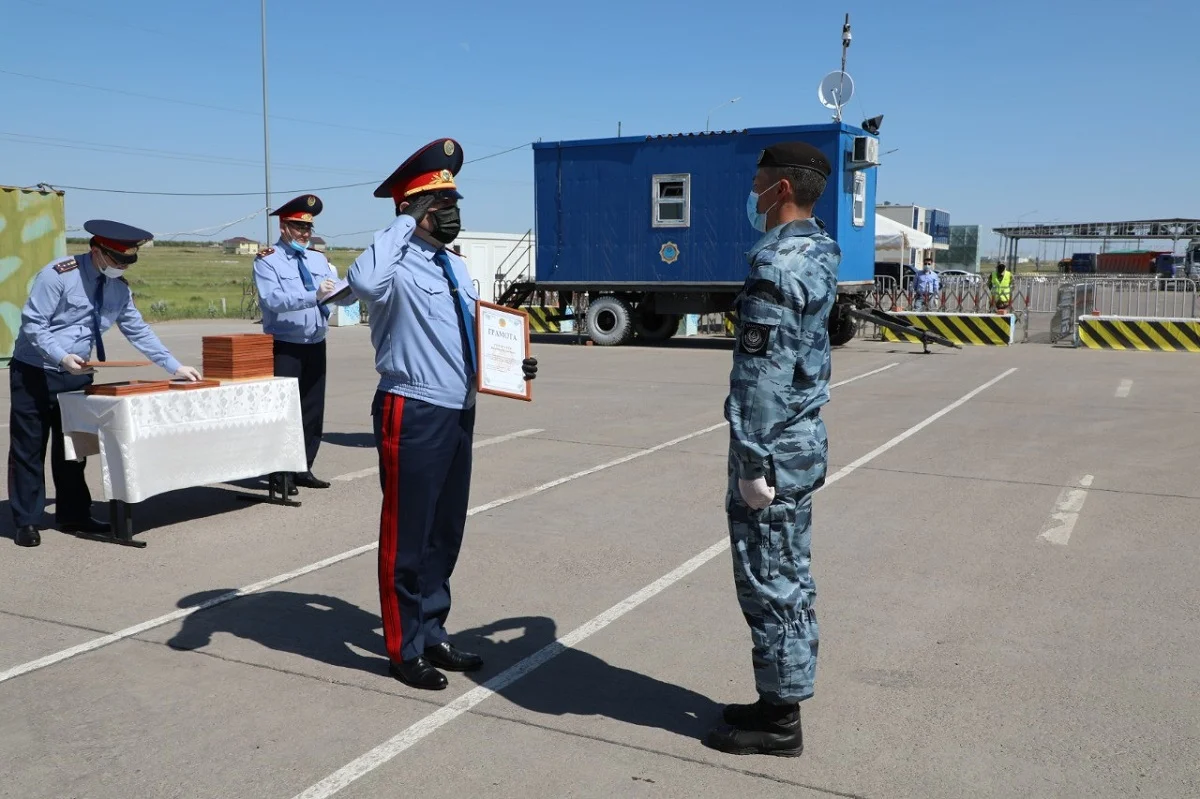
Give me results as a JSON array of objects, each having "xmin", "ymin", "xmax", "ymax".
[
  {"xmin": 14, "ymin": 525, "xmax": 40, "ymax": 547},
  {"xmin": 293, "ymin": 471, "xmax": 330, "ymax": 489},
  {"xmin": 59, "ymin": 518, "xmax": 110, "ymax": 535},
  {"xmin": 424, "ymin": 642, "xmax": 483, "ymax": 672},
  {"xmin": 388, "ymin": 657, "xmax": 447, "ymax": 690},
  {"xmin": 705, "ymin": 700, "xmax": 803, "ymax": 757}
]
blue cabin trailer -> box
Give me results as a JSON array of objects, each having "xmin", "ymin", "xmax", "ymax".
[{"xmin": 502, "ymin": 121, "xmax": 880, "ymax": 346}]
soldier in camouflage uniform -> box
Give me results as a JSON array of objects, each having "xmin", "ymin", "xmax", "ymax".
[{"xmin": 705, "ymin": 141, "xmax": 840, "ymax": 758}]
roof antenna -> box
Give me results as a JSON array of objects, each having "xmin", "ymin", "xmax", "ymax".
[{"xmin": 818, "ymin": 14, "xmax": 854, "ymax": 122}]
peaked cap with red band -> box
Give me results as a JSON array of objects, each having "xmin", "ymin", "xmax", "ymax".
[
  {"xmin": 270, "ymin": 193, "xmax": 323, "ymax": 223},
  {"xmin": 373, "ymin": 138, "xmax": 464, "ymax": 203},
  {"xmin": 84, "ymin": 219, "xmax": 153, "ymax": 264}
]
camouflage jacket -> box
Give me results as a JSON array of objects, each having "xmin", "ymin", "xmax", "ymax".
[{"xmin": 725, "ymin": 217, "xmax": 841, "ymax": 480}]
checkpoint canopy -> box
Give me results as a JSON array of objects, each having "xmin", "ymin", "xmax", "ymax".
[{"xmin": 875, "ymin": 212, "xmax": 932, "ymax": 252}]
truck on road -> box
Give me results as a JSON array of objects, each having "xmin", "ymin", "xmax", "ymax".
[{"xmin": 496, "ymin": 121, "xmax": 881, "ymax": 347}]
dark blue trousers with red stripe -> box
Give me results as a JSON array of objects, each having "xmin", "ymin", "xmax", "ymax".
[{"xmin": 372, "ymin": 391, "xmax": 475, "ymax": 664}]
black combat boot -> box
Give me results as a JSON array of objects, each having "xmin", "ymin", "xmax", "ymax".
[{"xmin": 704, "ymin": 698, "xmax": 804, "ymax": 757}]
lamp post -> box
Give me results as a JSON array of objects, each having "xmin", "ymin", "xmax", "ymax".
[
  {"xmin": 260, "ymin": 0, "xmax": 273, "ymax": 245},
  {"xmin": 706, "ymin": 97, "xmax": 741, "ymax": 133}
]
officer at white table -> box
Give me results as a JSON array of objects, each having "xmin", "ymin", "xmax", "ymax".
[
  {"xmin": 253, "ymin": 194, "xmax": 352, "ymax": 492},
  {"xmin": 7, "ymin": 220, "xmax": 201, "ymax": 548}
]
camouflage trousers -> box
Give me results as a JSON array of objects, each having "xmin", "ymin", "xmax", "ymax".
[{"xmin": 725, "ymin": 418, "xmax": 828, "ymax": 704}]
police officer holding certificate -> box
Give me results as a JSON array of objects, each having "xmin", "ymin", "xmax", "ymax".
[{"xmin": 348, "ymin": 138, "xmax": 537, "ymax": 690}]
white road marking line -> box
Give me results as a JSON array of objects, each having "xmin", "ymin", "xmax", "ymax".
[
  {"xmin": 1115, "ymin": 379, "xmax": 1133, "ymax": 398},
  {"xmin": 289, "ymin": 367, "xmax": 1015, "ymax": 799},
  {"xmin": 1039, "ymin": 475, "xmax": 1094, "ymax": 546},
  {"xmin": 0, "ymin": 365, "xmax": 899, "ymax": 686},
  {"xmin": 833, "ymin": 362, "xmax": 899, "ymax": 385},
  {"xmin": 330, "ymin": 429, "xmax": 545, "ymax": 482}
]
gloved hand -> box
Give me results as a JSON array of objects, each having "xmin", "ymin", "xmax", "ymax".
[
  {"xmin": 174, "ymin": 365, "xmax": 202, "ymax": 382},
  {"xmin": 400, "ymin": 192, "xmax": 438, "ymax": 224},
  {"xmin": 522, "ymin": 357, "xmax": 538, "ymax": 381},
  {"xmin": 316, "ymin": 279, "xmax": 337, "ymax": 301},
  {"xmin": 738, "ymin": 477, "xmax": 775, "ymax": 510},
  {"xmin": 60, "ymin": 353, "xmax": 94, "ymax": 375}
]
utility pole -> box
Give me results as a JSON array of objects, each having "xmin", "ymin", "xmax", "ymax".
[{"xmin": 260, "ymin": 0, "xmax": 273, "ymax": 245}]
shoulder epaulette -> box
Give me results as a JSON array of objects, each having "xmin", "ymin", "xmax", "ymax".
[
  {"xmin": 117, "ymin": 275, "xmax": 129, "ymax": 286},
  {"xmin": 257, "ymin": 247, "xmax": 275, "ymax": 258},
  {"xmin": 52, "ymin": 258, "xmax": 78, "ymax": 274}
]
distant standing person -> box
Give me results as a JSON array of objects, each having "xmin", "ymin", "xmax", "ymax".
[
  {"xmin": 8, "ymin": 220, "xmax": 201, "ymax": 548},
  {"xmin": 989, "ymin": 261, "xmax": 1013, "ymax": 312},
  {"xmin": 253, "ymin": 194, "xmax": 355, "ymax": 493},
  {"xmin": 707, "ymin": 142, "xmax": 840, "ymax": 757}
]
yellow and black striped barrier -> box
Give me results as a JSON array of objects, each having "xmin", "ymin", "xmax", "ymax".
[
  {"xmin": 880, "ymin": 312, "xmax": 1014, "ymax": 346},
  {"xmin": 520, "ymin": 306, "xmax": 563, "ymax": 333},
  {"xmin": 1076, "ymin": 316, "xmax": 1200, "ymax": 352}
]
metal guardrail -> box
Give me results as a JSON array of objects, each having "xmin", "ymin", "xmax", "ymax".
[{"xmin": 865, "ymin": 274, "xmax": 1199, "ymax": 344}]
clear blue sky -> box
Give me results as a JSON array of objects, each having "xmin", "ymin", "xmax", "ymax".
[{"xmin": 3, "ymin": 0, "xmax": 1197, "ymax": 257}]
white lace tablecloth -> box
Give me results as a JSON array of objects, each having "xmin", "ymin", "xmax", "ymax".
[{"xmin": 57, "ymin": 377, "xmax": 308, "ymax": 503}]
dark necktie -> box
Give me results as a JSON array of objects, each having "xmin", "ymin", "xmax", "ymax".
[
  {"xmin": 295, "ymin": 251, "xmax": 331, "ymax": 320},
  {"xmin": 435, "ymin": 250, "xmax": 476, "ymax": 373},
  {"xmin": 93, "ymin": 274, "xmax": 107, "ymax": 362}
]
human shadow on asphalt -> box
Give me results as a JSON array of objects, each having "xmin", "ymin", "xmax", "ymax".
[
  {"xmin": 166, "ymin": 589, "xmax": 387, "ymax": 674},
  {"xmin": 455, "ymin": 615, "xmax": 722, "ymax": 741}
]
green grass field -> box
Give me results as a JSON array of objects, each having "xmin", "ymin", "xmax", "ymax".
[
  {"xmin": 66, "ymin": 240, "xmax": 361, "ymax": 322},
  {"xmin": 71, "ymin": 240, "xmax": 1045, "ymax": 323}
]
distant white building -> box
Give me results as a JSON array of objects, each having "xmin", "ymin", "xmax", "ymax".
[
  {"xmin": 450, "ymin": 230, "xmax": 534, "ymax": 303},
  {"xmin": 877, "ymin": 203, "xmax": 951, "ymax": 267}
]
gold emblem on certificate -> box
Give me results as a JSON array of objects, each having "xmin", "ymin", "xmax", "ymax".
[{"xmin": 475, "ymin": 301, "xmax": 532, "ymax": 402}]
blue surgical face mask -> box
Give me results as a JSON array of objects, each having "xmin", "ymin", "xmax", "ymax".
[
  {"xmin": 286, "ymin": 239, "xmax": 308, "ymax": 254},
  {"xmin": 745, "ymin": 181, "xmax": 781, "ymax": 232}
]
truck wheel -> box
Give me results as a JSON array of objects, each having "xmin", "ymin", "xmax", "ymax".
[
  {"xmin": 634, "ymin": 312, "xmax": 680, "ymax": 342},
  {"xmin": 828, "ymin": 305, "xmax": 858, "ymax": 346},
  {"xmin": 586, "ymin": 296, "xmax": 633, "ymax": 346}
]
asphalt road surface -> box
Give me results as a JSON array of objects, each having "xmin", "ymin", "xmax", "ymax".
[{"xmin": 1, "ymin": 320, "xmax": 1197, "ymax": 799}]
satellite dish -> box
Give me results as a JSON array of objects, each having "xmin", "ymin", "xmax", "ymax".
[{"xmin": 818, "ymin": 70, "xmax": 854, "ymax": 117}]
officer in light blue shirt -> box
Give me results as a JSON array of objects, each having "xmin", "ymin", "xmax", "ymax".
[
  {"xmin": 913, "ymin": 258, "xmax": 940, "ymax": 310},
  {"xmin": 252, "ymin": 194, "xmax": 355, "ymax": 492},
  {"xmin": 348, "ymin": 138, "xmax": 538, "ymax": 691},
  {"xmin": 8, "ymin": 219, "xmax": 201, "ymax": 548}
]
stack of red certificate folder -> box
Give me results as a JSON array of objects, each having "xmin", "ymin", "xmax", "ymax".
[{"xmin": 201, "ymin": 333, "xmax": 275, "ymax": 380}]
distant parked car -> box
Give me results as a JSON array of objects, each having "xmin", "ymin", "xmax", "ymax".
[{"xmin": 937, "ymin": 269, "xmax": 983, "ymax": 283}]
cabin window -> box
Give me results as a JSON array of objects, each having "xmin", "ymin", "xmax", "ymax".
[
  {"xmin": 652, "ymin": 174, "xmax": 690, "ymax": 227},
  {"xmin": 852, "ymin": 171, "xmax": 866, "ymax": 227}
]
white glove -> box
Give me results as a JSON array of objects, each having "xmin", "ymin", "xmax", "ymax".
[
  {"xmin": 174, "ymin": 365, "xmax": 202, "ymax": 382},
  {"xmin": 60, "ymin": 354, "xmax": 94, "ymax": 375},
  {"xmin": 317, "ymin": 279, "xmax": 336, "ymax": 301},
  {"xmin": 738, "ymin": 477, "xmax": 775, "ymax": 510}
]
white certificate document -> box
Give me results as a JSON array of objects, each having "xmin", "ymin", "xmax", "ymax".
[{"xmin": 475, "ymin": 302, "xmax": 532, "ymax": 401}]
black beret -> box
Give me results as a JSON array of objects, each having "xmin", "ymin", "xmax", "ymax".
[{"xmin": 757, "ymin": 141, "xmax": 831, "ymax": 178}]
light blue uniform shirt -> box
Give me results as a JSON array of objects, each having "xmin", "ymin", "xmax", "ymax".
[
  {"xmin": 347, "ymin": 215, "xmax": 478, "ymax": 410},
  {"xmin": 253, "ymin": 239, "xmax": 350, "ymax": 345},
  {"xmin": 914, "ymin": 268, "xmax": 940, "ymax": 295},
  {"xmin": 12, "ymin": 252, "xmax": 182, "ymax": 374}
]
